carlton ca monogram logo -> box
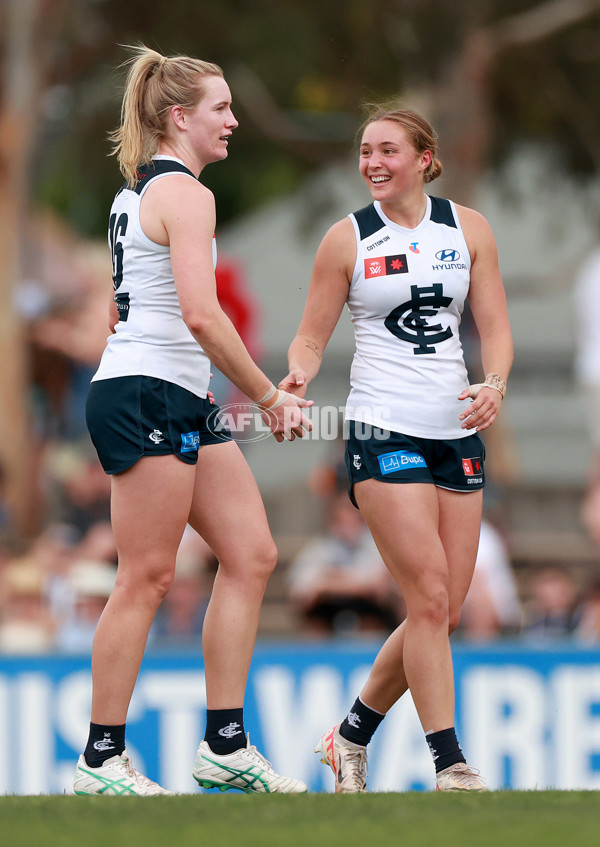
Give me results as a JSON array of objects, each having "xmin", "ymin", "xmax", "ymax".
[{"xmin": 384, "ymin": 283, "xmax": 453, "ymax": 355}]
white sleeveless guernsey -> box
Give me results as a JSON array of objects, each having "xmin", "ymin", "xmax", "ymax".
[
  {"xmin": 92, "ymin": 155, "xmax": 213, "ymax": 398},
  {"xmin": 345, "ymin": 196, "xmax": 472, "ymax": 439}
]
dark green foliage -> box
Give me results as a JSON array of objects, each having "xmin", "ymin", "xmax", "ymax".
[{"xmin": 29, "ymin": 0, "xmax": 600, "ymax": 236}]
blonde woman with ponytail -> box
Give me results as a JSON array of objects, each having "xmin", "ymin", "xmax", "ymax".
[
  {"xmin": 281, "ymin": 108, "xmax": 513, "ymax": 793},
  {"xmin": 74, "ymin": 46, "xmax": 310, "ymax": 796}
]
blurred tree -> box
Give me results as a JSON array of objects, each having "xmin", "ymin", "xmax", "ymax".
[
  {"xmin": 0, "ymin": 0, "xmax": 113, "ymax": 536},
  {"xmin": 0, "ymin": 0, "xmax": 67, "ymax": 535},
  {"xmin": 30, "ymin": 0, "xmax": 600, "ymax": 237}
]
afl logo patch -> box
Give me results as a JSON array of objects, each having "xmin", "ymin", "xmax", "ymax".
[
  {"xmin": 462, "ymin": 457, "xmax": 483, "ymax": 476},
  {"xmin": 364, "ymin": 254, "xmax": 409, "ymax": 278}
]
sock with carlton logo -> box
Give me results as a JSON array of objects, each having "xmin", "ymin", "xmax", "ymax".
[
  {"xmin": 84, "ymin": 722, "xmax": 126, "ymax": 768},
  {"xmin": 426, "ymin": 726, "xmax": 466, "ymax": 773},
  {"xmin": 339, "ymin": 696, "xmax": 385, "ymax": 746},
  {"xmin": 204, "ymin": 708, "xmax": 246, "ymax": 755}
]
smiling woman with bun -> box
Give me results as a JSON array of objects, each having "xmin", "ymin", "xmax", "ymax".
[{"xmin": 281, "ymin": 106, "xmax": 513, "ymax": 793}]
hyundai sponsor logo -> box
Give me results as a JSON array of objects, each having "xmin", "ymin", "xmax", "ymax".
[{"xmin": 435, "ymin": 248, "xmax": 460, "ymax": 263}]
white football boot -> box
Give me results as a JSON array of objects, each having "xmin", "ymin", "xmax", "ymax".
[
  {"xmin": 193, "ymin": 735, "xmax": 307, "ymax": 794},
  {"xmin": 314, "ymin": 726, "xmax": 367, "ymax": 793},
  {"xmin": 436, "ymin": 762, "xmax": 487, "ymax": 791},
  {"xmin": 74, "ymin": 750, "xmax": 174, "ymax": 796}
]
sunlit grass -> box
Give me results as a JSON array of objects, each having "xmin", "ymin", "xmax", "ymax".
[{"xmin": 2, "ymin": 791, "xmax": 598, "ymax": 847}]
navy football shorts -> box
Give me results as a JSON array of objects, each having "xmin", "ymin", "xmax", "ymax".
[
  {"xmin": 86, "ymin": 375, "xmax": 232, "ymax": 475},
  {"xmin": 344, "ymin": 420, "xmax": 485, "ymax": 507}
]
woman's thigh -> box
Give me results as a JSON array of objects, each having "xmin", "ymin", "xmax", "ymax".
[
  {"xmin": 353, "ymin": 479, "xmax": 448, "ymax": 602},
  {"xmin": 188, "ymin": 441, "xmax": 275, "ymax": 571},
  {"xmin": 110, "ymin": 454, "xmax": 197, "ymax": 577},
  {"xmin": 437, "ymin": 488, "xmax": 483, "ymax": 615}
]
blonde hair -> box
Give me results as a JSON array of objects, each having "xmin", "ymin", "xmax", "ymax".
[
  {"xmin": 109, "ymin": 45, "xmax": 224, "ymax": 187},
  {"xmin": 360, "ymin": 106, "xmax": 443, "ymax": 183}
]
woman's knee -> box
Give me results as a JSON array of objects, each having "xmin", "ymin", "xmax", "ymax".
[
  {"xmin": 407, "ymin": 580, "xmax": 450, "ymax": 629},
  {"xmin": 115, "ymin": 559, "xmax": 176, "ymax": 605},
  {"xmin": 222, "ymin": 538, "xmax": 278, "ymax": 585},
  {"xmin": 448, "ymin": 609, "xmax": 461, "ymax": 635},
  {"xmin": 249, "ymin": 539, "xmax": 278, "ymax": 582}
]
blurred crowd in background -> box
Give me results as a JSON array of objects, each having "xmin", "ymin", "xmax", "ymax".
[{"xmin": 2, "ymin": 225, "xmax": 600, "ymax": 653}]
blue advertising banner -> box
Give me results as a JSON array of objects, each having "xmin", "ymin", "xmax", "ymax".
[{"xmin": 1, "ymin": 643, "xmax": 600, "ymax": 794}]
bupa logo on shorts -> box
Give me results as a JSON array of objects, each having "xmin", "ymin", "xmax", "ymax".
[
  {"xmin": 364, "ymin": 254, "xmax": 409, "ymax": 278},
  {"xmin": 378, "ymin": 450, "xmax": 427, "ymax": 475},
  {"xmin": 181, "ymin": 431, "xmax": 200, "ymax": 453},
  {"xmin": 462, "ymin": 457, "xmax": 483, "ymax": 476}
]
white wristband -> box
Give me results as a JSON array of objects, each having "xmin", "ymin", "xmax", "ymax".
[
  {"xmin": 266, "ymin": 389, "xmax": 294, "ymax": 410},
  {"xmin": 468, "ymin": 382, "xmax": 504, "ymax": 399},
  {"xmin": 257, "ymin": 384, "xmax": 277, "ymax": 407}
]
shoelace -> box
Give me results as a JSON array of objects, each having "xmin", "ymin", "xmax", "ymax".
[
  {"xmin": 245, "ymin": 745, "xmax": 279, "ymax": 776},
  {"xmin": 120, "ymin": 754, "xmax": 159, "ymax": 791},
  {"xmin": 447, "ymin": 763, "xmax": 484, "ymax": 788},
  {"xmin": 343, "ymin": 746, "xmax": 368, "ymax": 785}
]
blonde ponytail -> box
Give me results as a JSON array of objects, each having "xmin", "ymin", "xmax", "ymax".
[{"xmin": 109, "ymin": 45, "xmax": 223, "ymax": 187}]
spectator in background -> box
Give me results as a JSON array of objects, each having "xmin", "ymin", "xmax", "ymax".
[
  {"xmin": 0, "ymin": 464, "xmax": 12, "ymax": 544},
  {"xmin": 43, "ymin": 444, "xmax": 111, "ymax": 535},
  {"xmin": 575, "ymin": 572, "xmax": 600, "ymax": 643},
  {"xmin": 0, "ymin": 560, "xmax": 55, "ymax": 653},
  {"xmin": 458, "ymin": 518, "xmax": 522, "ymax": 641},
  {"xmin": 56, "ymin": 560, "xmax": 116, "ymax": 653},
  {"xmin": 288, "ymin": 491, "xmax": 404, "ymax": 636},
  {"xmin": 21, "ymin": 523, "xmax": 80, "ymax": 631},
  {"xmin": 0, "ymin": 521, "xmax": 116, "ymax": 650},
  {"xmin": 522, "ymin": 566, "xmax": 580, "ymax": 642},
  {"xmin": 73, "ymin": 520, "xmax": 118, "ymax": 565},
  {"xmin": 574, "ymin": 245, "xmax": 600, "ymax": 552},
  {"xmin": 22, "ymin": 250, "xmax": 111, "ymax": 442}
]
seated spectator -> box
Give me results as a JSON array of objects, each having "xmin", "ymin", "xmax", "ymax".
[
  {"xmin": 458, "ymin": 518, "xmax": 522, "ymax": 641},
  {"xmin": 43, "ymin": 444, "xmax": 111, "ymax": 535},
  {"xmin": 575, "ymin": 573, "xmax": 600, "ymax": 643},
  {"xmin": 55, "ymin": 560, "xmax": 116, "ymax": 652},
  {"xmin": 287, "ymin": 492, "xmax": 404, "ymax": 636},
  {"xmin": 72, "ymin": 520, "xmax": 117, "ymax": 565},
  {"xmin": 574, "ymin": 246, "xmax": 600, "ymax": 557},
  {"xmin": 25, "ymin": 522, "xmax": 81, "ymax": 629},
  {"xmin": 0, "ymin": 559, "xmax": 55, "ymax": 653},
  {"xmin": 0, "ymin": 464, "xmax": 12, "ymax": 544},
  {"xmin": 522, "ymin": 566, "xmax": 580, "ymax": 641}
]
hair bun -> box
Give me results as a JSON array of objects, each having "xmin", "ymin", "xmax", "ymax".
[{"xmin": 425, "ymin": 157, "xmax": 443, "ymax": 183}]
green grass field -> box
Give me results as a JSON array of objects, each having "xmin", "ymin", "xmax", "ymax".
[{"xmin": 1, "ymin": 792, "xmax": 598, "ymax": 847}]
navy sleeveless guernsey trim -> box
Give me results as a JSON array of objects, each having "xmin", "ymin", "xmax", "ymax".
[
  {"xmin": 429, "ymin": 196, "xmax": 457, "ymax": 228},
  {"xmin": 131, "ymin": 160, "xmax": 197, "ymax": 195},
  {"xmin": 353, "ymin": 204, "xmax": 386, "ymax": 240},
  {"xmin": 353, "ymin": 197, "xmax": 457, "ymax": 235}
]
